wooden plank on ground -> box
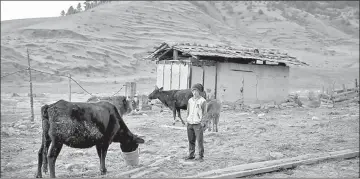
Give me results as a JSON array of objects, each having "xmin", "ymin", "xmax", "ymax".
[
  {"xmin": 210, "ymin": 150, "xmax": 359, "ymax": 178},
  {"xmin": 184, "ymin": 149, "xmax": 358, "ymax": 178},
  {"xmin": 160, "ymin": 124, "xmax": 187, "ymax": 130}
]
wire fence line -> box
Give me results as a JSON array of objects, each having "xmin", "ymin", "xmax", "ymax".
[
  {"xmin": 1, "ymin": 68, "xmax": 29, "ymax": 78},
  {"xmin": 1, "ymin": 67, "xmax": 126, "ymax": 98}
]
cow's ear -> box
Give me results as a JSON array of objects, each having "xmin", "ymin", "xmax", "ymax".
[
  {"xmin": 155, "ymin": 85, "xmax": 159, "ymax": 90},
  {"xmin": 159, "ymin": 87, "xmax": 163, "ymax": 91},
  {"xmin": 134, "ymin": 136, "xmax": 145, "ymax": 144}
]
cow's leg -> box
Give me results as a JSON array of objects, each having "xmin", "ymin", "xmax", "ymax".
[
  {"xmin": 177, "ymin": 108, "xmax": 185, "ymax": 125},
  {"xmin": 208, "ymin": 119, "xmax": 212, "ymax": 132},
  {"xmin": 35, "ymin": 135, "xmax": 45, "ymax": 178},
  {"xmin": 172, "ymin": 108, "xmax": 177, "ymax": 125},
  {"xmin": 212, "ymin": 118, "xmax": 215, "ymax": 132},
  {"xmin": 96, "ymin": 144, "xmax": 108, "ymax": 175},
  {"xmin": 99, "ymin": 144, "xmax": 110, "ymax": 175},
  {"xmin": 215, "ymin": 115, "xmax": 219, "ymax": 132},
  {"xmin": 48, "ymin": 142, "xmax": 63, "ymax": 178},
  {"xmin": 42, "ymin": 139, "xmax": 51, "ymax": 174},
  {"xmin": 96, "ymin": 144, "xmax": 101, "ymax": 160}
]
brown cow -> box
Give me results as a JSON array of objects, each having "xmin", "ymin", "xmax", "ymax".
[
  {"xmin": 202, "ymin": 99, "xmax": 221, "ymax": 132},
  {"xmin": 148, "ymin": 86, "xmax": 206, "ymax": 125},
  {"xmin": 35, "ymin": 100, "xmax": 145, "ymax": 178}
]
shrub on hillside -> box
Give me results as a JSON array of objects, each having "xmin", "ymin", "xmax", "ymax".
[
  {"xmin": 354, "ymin": 10, "xmax": 359, "ymax": 19},
  {"xmin": 258, "ymin": 9, "xmax": 264, "ymax": 15},
  {"xmin": 272, "ymin": 2, "xmax": 285, "ymax": 11}
]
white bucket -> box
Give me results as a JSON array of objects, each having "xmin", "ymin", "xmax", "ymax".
[{"xmin": 122, "ymin": 147, "xmax": 140, "ymax": 166}]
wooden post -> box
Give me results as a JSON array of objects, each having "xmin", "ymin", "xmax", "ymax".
[
  {"xmin": 68, "ymin": 74, "xmax": 71, "ymax": 102},
  {"xmin": 355, "ymin": 79, "xmax": 358, "ymax": 88},
  {"xmin": 322, "ymin": 86, "xmax": 324, "ymax": 94},
  {"xmin": 131, "ymin": 82, "xmax": 136, "ymax": 97},
  {"xmin": 342, "ymin": 84, "xmax": 346, "ymax": 92},
  {"xmin": 27, "ymin": 49, "xmax": 35, "ymax": 122},
  {"xmin": 125, "ymin": 82, "xmax": 136, "ymax": 98},
  {"xmin": 125, "ymin": 82, "xmax": 130, "ymax": 97},
  {"xmin": 173, "ymin": 49, "xmax": 178, "ymax": 61}
]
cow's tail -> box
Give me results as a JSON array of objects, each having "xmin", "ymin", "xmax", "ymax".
[
  {"xmin": 41, "ymin": 105, "xmax": 52, "ymax": 174},
  {"xmin": 36, "ymin": 104, "xmax": 50, "ymax": 177}
]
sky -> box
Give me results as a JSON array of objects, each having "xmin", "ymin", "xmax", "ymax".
[{"xmin": 1, "ymin": 1, "xmax": 83, "ymax": 21}]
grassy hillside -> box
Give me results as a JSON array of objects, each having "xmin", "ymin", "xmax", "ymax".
[{"xmin": 1, "ymin": 1, "xmax": 359, "ymax": 91}]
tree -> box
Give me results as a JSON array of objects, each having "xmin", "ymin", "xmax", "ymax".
[
  {"xmin": 77, "ymin": 3, "xmax": 82, "ymax": 12},
  {"xmin": 84, "ymin": 1, "xmax": 90, "ymax": 10},
  {"xmin": 66, "ymin": 6, "xmax": 75, "ymax": 15},
  {"xmin": 60, "ymin": 10, "xmax": 65, "ymax": 16}
]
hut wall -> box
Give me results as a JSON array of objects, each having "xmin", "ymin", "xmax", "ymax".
[
  {"xmin": 156, "ymin": 61, "xmax": 191, "ymax": 90},
  {"xmin": 215, "ymin": 62, "xmax": 289, "ymax": 104}
]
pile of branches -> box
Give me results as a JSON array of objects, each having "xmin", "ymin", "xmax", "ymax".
[{"xmin": 281, "ymin": 94, "xmax": 303, "ymax": 108}]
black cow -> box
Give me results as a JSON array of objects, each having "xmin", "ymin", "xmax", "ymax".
[
  {"xmin": 148, "ymin": 86, "xmax": 206, "ymax": 125},
  {"xmin": 35, "ymin": 100, "xmax": 145, "ymax": 178},
  {"xmin": 86, "ymin": 95, "xmax": 133, "ymax": 117}
]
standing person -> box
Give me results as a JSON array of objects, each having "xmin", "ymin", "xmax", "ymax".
[{"xmin": 185, "ymin": 83, "xmax": 207, "ymax": 162}]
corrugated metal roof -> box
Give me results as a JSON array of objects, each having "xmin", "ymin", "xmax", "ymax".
[{"xmin": 145, "ymin": 42, "xmax": 308, "ymax": 66}]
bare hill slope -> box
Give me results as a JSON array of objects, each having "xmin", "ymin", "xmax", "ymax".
[{"xmin": 1, "ymin": 1, "xmax": 359, "ymax": 90}]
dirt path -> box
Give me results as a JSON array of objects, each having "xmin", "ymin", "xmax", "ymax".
[{"xmin": 1, "ymin": 93, "xmax": 359, "ymax": 178}]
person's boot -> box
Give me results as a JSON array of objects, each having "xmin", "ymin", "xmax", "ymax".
[
  {"xmin": 185, "ymin": 156, "xmax": 195, "ymax": 160},
  {"xmin": 195, "ymin": 156, "xmax": 204, "ymax": 162}
]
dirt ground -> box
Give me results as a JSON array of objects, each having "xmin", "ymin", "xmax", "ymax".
[{"xmin": 1, "ymin": 91, "xmax": 359, "ymax": 178}]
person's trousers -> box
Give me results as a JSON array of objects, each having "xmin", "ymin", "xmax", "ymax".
[{"xmin": 187, "ymin": 123, "xmax": 204, "ymax": 158}]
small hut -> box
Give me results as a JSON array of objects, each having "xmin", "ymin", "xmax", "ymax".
[{"xmin": 144, "ymin": 42, "xmax": 308, "ymax": 105}]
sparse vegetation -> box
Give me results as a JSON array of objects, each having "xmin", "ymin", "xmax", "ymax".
[
  {"xmin": 247, "ymin": 4, "xmax": 253, "ymax": 11},
  {"xmin": 354, "ymin": 9, "xmax": 359, "ymax": 19},
  {"xmin": 258, "ymin": 9, "xmax": 264, "ymax": 15}
]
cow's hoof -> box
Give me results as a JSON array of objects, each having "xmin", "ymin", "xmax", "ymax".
[
  {"xmin": 35, "ymin": 173, "xmax": 42, "ymax": 178},
  {"xmin": 100, "ymin": 168, "xmax": 107, "ymax": 175},
  {"xmin": 172, "ymin": 122, "xmax": 176, "ymax": 126}
]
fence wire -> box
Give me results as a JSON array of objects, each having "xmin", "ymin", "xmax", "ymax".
[
  {"xmin": 1, "ymin": 68, "xmax": 29, "ymax": 78},
  {"xmin": 2, "ymin": 67, "xmax": 126, "ymax": 97}
]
